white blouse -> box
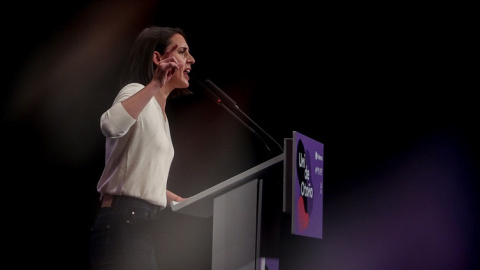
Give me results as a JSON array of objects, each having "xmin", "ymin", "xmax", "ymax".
[{"xmin": 96, "ymin": 83, "xmax": 174, "ymax": 207}]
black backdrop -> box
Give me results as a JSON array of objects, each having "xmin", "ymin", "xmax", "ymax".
[{"xmin": 2, "ymin": 1, "xmax": 477, "ymax": 269}]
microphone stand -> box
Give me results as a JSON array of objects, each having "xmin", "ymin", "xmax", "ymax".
[{"xmin": 195, "ymin": 79, "xmax": 284, "ymax": 156}]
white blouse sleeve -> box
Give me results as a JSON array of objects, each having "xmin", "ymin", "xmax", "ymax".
[
  {"xmin": 99, "ymin": 83, "xmax": 142, "ymax": 138},
  {"xmin": 100, "ymin": 102, "xmax": 135, "ymax": 138}
]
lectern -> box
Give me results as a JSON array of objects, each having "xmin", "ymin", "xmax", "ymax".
[
  {"xmin": 171, "ymin": 153, "xmax": 284, "ymax": 270},
  {"xmin": 171, "ymin": 132, "xmax": 324, "ymax": 270}
]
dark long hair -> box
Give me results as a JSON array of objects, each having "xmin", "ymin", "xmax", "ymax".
[{"xmin": 120, "ymin": 26, "xmax": 190, "ymax": 97}]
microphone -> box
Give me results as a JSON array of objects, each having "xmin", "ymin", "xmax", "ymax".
[{"xmin": 195, "ymin": 79, "xmax": 284, "ymax": 155}]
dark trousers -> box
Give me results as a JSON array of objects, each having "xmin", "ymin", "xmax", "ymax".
[{"xmin": 89, "ymin": 195, "xmax": 163, "ymax": 270}]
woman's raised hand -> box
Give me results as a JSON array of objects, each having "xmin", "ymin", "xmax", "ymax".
[{"xmin": 154, "ymin": 44, "xmax": 179, "ymax": 86}]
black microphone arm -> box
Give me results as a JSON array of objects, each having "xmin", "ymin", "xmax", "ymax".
[
  {"xmin": 194, "ymin": 79, "xmax": 273, "ymax": 153},
  {"xmin": 199, "ymin": 79, "xmax": 284, "ymax": 155}
]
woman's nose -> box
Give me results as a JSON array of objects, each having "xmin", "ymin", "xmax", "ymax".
[{"xmin": 188, "ymin": 55, "xmax": 195, "ymax": 64}]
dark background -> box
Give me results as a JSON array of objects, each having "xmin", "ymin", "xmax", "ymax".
[{"xmin": 2, "ymin": 1, "xmax": 477, "ymax": 269}]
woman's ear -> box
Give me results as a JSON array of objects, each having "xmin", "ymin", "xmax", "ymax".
[{"xmin": 153, "ymin": 51, "xmax": 162, "ymax": 65}]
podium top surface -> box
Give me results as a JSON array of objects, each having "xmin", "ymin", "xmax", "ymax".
[{"xmin": 170, "ymin": 153, "xmax": 284, "ymax": 218}]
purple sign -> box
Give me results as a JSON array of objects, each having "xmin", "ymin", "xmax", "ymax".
[
  {"xmin": 292, "ymin": 131, "xmax": 323, "ymax": 239},
  {"xmin": 259, "ymin": 257, "xmax": 279, "ymax": 270}
]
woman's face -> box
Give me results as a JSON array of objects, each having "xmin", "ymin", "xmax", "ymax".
[{"xmin": 165, "ymin": 34, "xmax": 195, "ymax": 89}]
